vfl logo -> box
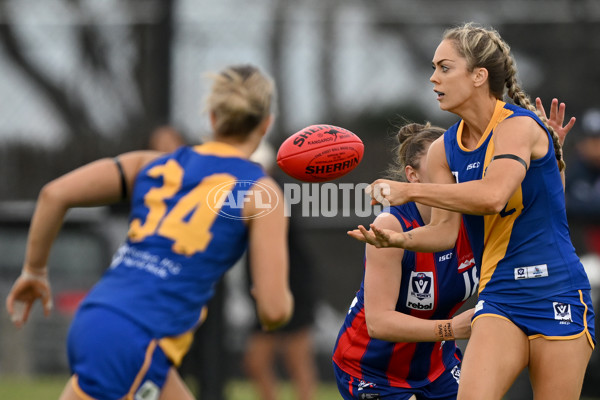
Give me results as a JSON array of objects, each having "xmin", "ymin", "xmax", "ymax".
[
  {"xmin": 412, "ymin": 272, "xmax": 432, "ymax": 300},
  {"xmin": 407, "ymin": 271, "xmax": 434, "ymax": 310},
  {"xmin": 514, "ymin": 264, "xmax": 548, "ymax": 280},
  {"xmin": 553, "ymin": 302, "xmax": 572, "ymax": 323}
]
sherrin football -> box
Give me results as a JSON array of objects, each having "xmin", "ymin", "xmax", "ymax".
[{"xmin": 276, "ymin": 124, "xmax": 364, "ymax": 182}]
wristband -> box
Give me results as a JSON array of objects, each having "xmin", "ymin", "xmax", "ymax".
[{"xmin": 435, "ymin": 321, "xmax": 454, "ymax": 341}]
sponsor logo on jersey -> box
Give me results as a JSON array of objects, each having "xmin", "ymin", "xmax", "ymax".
[
  {"xmin": 110, "ymin": 244, "xmax": 182, "ymax": 279},
  {"xmin": 553, "ymin": 302, "xmax": 572, "ymax": 323},
  {"xmin": 439, "ymin": 252, "xmax": 453, "ymax": 262},
  {"xmin": 451, "ymin": 365, "xmax": 461, "ymax": 384},
  {"xmin": 135, "ymin": 380, "xmax": 160, "ymax": 400},
  {"xmin": 475, "ymin": 300, "xmax": 485, "ymax": 312},
  {"xmin": 359, "ymin": 394, "xmax": 380, "ymax": 400},
  {"xmin": 407, "ymin": 271, "xmax": 434, "ymax": 310},
  {"xmin": 466, "ymin": 161, "xmax": 480, "ymax": 171},
  {"xmin": 357, "ymin": 380, "xmax": 376, "ymax": 391},
  {"xmin": 514, "ymin": 264, "xmax": 548, "ymax": 280},
  {"xmin": 458, "ymin": 256, "xmax": 476, "ymax": 272},
  {"xmin": 348, "ymin": 296, "xmax": 358, "ymax": 314}
]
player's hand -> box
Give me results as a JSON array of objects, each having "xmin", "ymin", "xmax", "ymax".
[
  {"xmin": 366, "ymin": 179, "xmax": 410, "ymax": 206},
  {"xmin": 6, "ymin": 266, "xmax": 53, "ymax": 328},
  {"xmin": 451, "ymin": 308, "xmax": 475, "ymax": 340},
  {"xmin": 347, "ymin": 224, "xmax": 405, "ymax": 248},
  {"xmin": 535, "ymin": 97, "xmax": 575, "ymax": 146}
]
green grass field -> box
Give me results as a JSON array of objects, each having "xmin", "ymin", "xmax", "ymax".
[
  {"xmin": 0, "ymin": 376, "xmax": 341, "ymax": 400},
  {"xmin": 2, "ymin": 376, "xmax": 599, "ymax": 400}
]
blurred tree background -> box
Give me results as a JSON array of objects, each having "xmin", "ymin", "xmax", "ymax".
[
  {"xmin": 0, "ymin": 0, "xmax": 599, "ymax": 399},
  {"xmin": 2, "ymin": 0, "xmax": 599, "ymax": 200}
]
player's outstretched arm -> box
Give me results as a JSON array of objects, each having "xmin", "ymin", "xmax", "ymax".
[
  {"xmin": 5, "ymin": 151, "xmax": 161, "ymax": 327},
  {"xmin": 348, "ymin": 206, "xmax": 461, "ymax": 253},
  {"xmin": 246, "ymin": 176, "xmax": 294, "ymax": 331}
]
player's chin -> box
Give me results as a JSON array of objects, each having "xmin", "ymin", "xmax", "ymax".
[{"xmin": 437, "ymin": 99, "xmax": 449, "ymax": 111}]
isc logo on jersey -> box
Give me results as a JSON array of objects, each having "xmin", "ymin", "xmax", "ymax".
[{"xmin": 407, "ymin": 271, "xmax": 434, "ymax": 310}]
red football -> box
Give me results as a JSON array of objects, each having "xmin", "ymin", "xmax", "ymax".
[{"xmin": 276, "ymin": 124, "xmax": 364, "ymax": 182}]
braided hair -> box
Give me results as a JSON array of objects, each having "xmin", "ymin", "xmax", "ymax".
[{"xmin": 443, "ymin": 23, "xmax": 564, "ymax": 171}]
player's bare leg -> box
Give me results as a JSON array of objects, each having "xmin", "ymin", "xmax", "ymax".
[
  {"xmin": 160, "ymin": 367, "xmax": 195, "ymax": 400},
  {"xmin": 282, "ymin": 328, "xmax": 318, "ymax": 400},
  {"xmin": 528, "ymin": 334, "xmax": 592, "ymax": 400},
  {"xmin": 58, "ymin": 376, "xmax": 82, "ymax": 400},
  {"xmin": 243, "ymin": 332, "xmax": 279, "ymax": 400},
  {"xmin": 457, "ymin": 316, "xmax": 529, "ymax": 400}
]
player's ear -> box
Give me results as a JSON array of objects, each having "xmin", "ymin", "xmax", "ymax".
[
  {"xmin": 209, "ymin": 111, "xmax": 218, "ymax": 129},
  {"xmin": 405, "ymin": 165, "xmax": 420, "ymax": 183},
  {"xmin": 258, "ymin": 114, "xmax": 274, "ymax": 137},
  {"xmin": 473, "ymin": 67, "xmax": 488, "ymax": 88}
]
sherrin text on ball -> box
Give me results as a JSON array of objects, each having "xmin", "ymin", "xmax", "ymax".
[{"xmin": 276, "ymin": 124, "xmax": 364, "ymax": 182}]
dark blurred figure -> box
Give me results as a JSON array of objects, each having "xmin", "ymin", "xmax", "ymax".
[
  {"xmin": 243, "ymin": 141, "xmax": 319, "ymax": 400},
  {"xmin": 565, "ymin": 108, "xmax": 600, "ymax": 255},
  {"xmin": 506, "ymin": 109, "xmax": 600, "ymax": 400},
  {"xmin": 566, "ymin": 109, "xmax": 600, "ymax": 399}
]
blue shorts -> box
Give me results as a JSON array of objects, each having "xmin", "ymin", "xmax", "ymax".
[
  {"xmin": 333, "ymin": 362, "xmax": 461, "ymax": 400},
  {"xmin": 473, "ymin": 289, "xmax": 595, "ymax": 347},
  {"xmin": 67, "ymin": 305, "xmax": 171, "ymax": 400}
]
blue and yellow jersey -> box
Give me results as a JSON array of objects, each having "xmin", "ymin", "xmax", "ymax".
[
  {"xmin": 443, "ymin": 100, "xmax": 590, "ymax": 303},
  {"xmin": 80, "ymin": 142, "xmax": 267, "ymax": 345},
  {"xmin": 333, "ymin": 202, "xmax": 477, "ymax": 389}
]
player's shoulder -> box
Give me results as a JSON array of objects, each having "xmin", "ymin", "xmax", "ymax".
[
  {"xmin": 372, "ymin": 208, "xmax": 406, "ymax": 231},
  {"xmin": 428, "ymin": 135, "xmax": 450, "ymax": 167},
  {"xmin": 496, "ymin": 112, "xmax": 545, "ymax": 142},
  {"xmin": 252, "ymin": 175, "xmax": 283, "ymax": 197}
]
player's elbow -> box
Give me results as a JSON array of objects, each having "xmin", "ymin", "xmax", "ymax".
[
  {"xmin": 475, "ymin": 182, "xmax": 514, "ymax": 214},
  {"xmin": 473, "ymin": 187, "xmax": 508, "ymax": 214},
  {"xmin": 39, "ymin": 181, "xmax": 69, "ymax": 209},
  {"xmin": 257, "ymin": 292, "xmax": 294, "ymax": 331},
  {"xmin": 365, "ymin": 313, "xmax": 388, "ymax": 340},
  {"xmin": 366, "ymin": 321, "xmax": 380, "ymax": 339}
]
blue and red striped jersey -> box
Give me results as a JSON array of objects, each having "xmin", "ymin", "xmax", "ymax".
[{"xmin": 332, "ymin": 202, "xmax": 476, "ymax": 388}]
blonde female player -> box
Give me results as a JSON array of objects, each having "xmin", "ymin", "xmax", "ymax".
[
  {"xmin": 350, "ymin": 22, "xmax": 593, "ymax": 400},
  {"xmin": 335, "ymin": 96, "xmax": 571, "ymax": 400},
  {"xmin": 6, "ymin": 64, "xmax": 293, "ymax": 400}
]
